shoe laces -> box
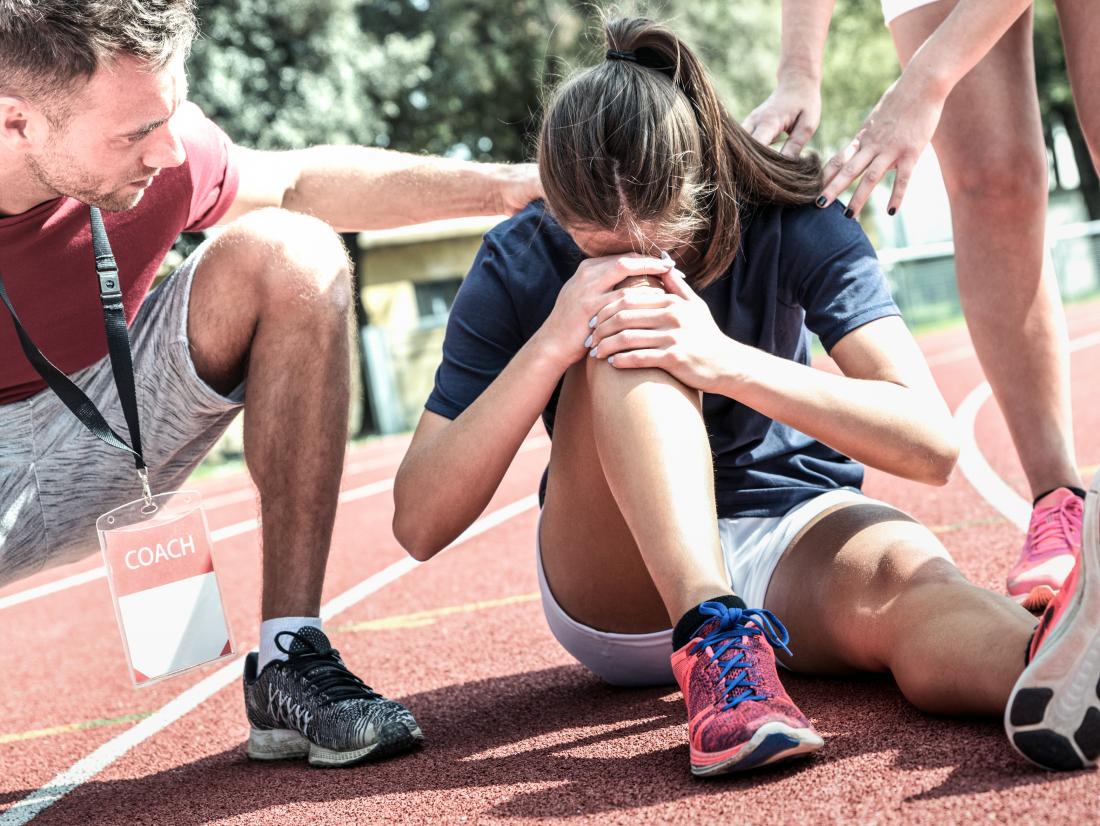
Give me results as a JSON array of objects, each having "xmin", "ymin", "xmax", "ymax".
[
  {"xmin": 275, "ymin": 631, "xmax": 380, "ymax": 706},
  {"xmin": 1026, "ymin": 495, "xmax": 1083, "ymax": 561},
  {"xmin": 690, "ymin": 602, "xmax": 793, "ymax": 711}
]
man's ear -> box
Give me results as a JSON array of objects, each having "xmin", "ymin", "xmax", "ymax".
[{"xmin": 0, "ymin": 96, "xmax": 46, "ymax": 152}]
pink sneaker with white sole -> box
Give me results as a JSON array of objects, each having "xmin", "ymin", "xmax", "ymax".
[{"xmin": 1007, "ymin": 488, "xmax": 1083, "ymax": 613}]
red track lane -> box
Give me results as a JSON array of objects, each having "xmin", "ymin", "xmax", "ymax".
[{"xmin": 3, "ymin": 301, "xmax": 1100, "ymax": 825}]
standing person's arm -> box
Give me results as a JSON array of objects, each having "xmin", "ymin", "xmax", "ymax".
[
  {"xmin": 820, "ymin": 0, "xmax": 1033, "ymax": 216},
  {"xmin": 743, "ymin": 0, "xmax": 837, "ymax": 157}
]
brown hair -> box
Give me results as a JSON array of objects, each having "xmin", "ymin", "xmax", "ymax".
[
  {"xmin": 538, "ymin": 16, "xmax": 823, "ymax": 290},
  {"xmin": 0, "ymin": 0, "xmax": 197, "ymax": 119}
]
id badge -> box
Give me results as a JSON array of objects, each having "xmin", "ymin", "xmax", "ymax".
[{"xmin": 97, "ymin": 491, "xmax": 235, "ymax": 687}]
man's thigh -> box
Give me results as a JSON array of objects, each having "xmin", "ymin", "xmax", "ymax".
[{"xmin": 5, "ymin": 245, "xmax": 243, "ymax": 583}]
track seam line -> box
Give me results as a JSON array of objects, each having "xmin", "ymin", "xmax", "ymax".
[{"xmin": 0, "ymin": 493, "xmax": 540, "ymax": 825}]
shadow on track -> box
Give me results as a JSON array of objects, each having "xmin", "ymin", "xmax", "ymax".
[{"xmin": 0, "ymin": 662, "xmax": 1075, "ymax": 824}]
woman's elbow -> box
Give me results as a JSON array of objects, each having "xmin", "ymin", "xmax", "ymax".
[
  {"xmin": 392, "ymin": 509, "xmax": 442, "ymax": 562},
  {"xmin": 392, "ymin": 480, "xmax": 444, "ymax": 561},
  {"xmin": 918, "ymin": 434, "xmax": 960, "ymax": 487}
]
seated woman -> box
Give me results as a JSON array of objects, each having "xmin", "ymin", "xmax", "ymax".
[{"xmin": 392, "ymin": 16, "xmax": 1100, "ymax": 777}]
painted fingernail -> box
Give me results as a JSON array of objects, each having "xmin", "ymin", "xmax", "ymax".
[
  {"xmin": 583, "ymin": 334, "xmax": 592, "ymax": 349},
  {"xmin": 815, "ymin": 196, "xmax": 827, "ymax": 208},
  {"xmin": 589, "ymin": 347, "xmax": 598, "ymax": 358},
  {"xmin": 844, "ymin": 208, "xmax": 854, "ymax": 219},
  {"xmin": 589, "ymin": 316, "xmax": 597, "ymax": 328},
  {"xmin": 608, "ymin": 355, "xmax": 616, "ymax": 365},
  {"xmin": 888, "ymin": 207, "xmax": 897, "ymax": 216}
]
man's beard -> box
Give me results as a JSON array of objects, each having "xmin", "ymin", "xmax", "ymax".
[{"xmin": 26, "ymin": 152, "xmax": 147, "ymax": 212}]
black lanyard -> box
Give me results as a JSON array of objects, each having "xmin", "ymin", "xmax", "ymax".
[{"xmin": 0, "ymin": 206, "xmax": 151, "ymax": 501}]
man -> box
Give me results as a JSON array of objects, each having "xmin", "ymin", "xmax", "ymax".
[
  {"xmin": 744, "ymin": 0, "xmax": 1091, "ymax": 612},
  {"xmin": 0, "ymin": 0, "xmax": 539, "ymax": 767}
]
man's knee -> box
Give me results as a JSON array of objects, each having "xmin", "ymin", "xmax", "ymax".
[{"xmin": 215, "ymin": 208, "xmax": 353, "ymax": 317}]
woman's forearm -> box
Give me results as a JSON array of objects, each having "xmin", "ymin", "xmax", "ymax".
[
  {"xmin": 393, "ymin": 329, "xmax": 569, "ymax": 559},
  {"xmin": 715, "ymin": 343, "xmax": 959, "ymax": 485}
]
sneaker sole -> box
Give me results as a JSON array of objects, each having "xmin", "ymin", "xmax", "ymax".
[
  {"xmin": 247, "ymin": 721, "xmax": 424, "ymax": 767},
  {"xmin": 690, "ymin": 721, "xmax": 824, "ymax": 777},
  {"xmin": 1004, "ymin": 472, "xmax": 1100, "ymax": 771}
]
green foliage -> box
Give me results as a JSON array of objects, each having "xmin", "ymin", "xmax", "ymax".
[{"xmin": 188, "ymin": 0, "xmax": 432, "ymax": 149}]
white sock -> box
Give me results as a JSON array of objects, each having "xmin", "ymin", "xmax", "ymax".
[{"xmin": 258, "ymin": 616, "xmax": 323, "ymax": 670}]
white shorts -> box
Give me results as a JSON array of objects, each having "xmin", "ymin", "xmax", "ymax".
[
  {"xmin": 882, "ymin": 0, "xmax": 943, "ymax": 26},
  {"xmin": 536, "ymin": 488, "xmax": 952, "ymax": 687}
]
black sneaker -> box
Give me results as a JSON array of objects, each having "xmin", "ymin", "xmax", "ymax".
[{"xmin": 243, "ymin": 626, "xmax": 423, "ymax": 767}]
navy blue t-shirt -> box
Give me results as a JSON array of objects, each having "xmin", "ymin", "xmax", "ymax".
[{"xmin": 426, "ymin": 200, "xmax": 900, "ymax": 518}]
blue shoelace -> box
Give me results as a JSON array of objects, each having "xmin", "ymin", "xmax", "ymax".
[{"xmin": 690, "ymin": 601, "xmax": 793, "ymax": 711}]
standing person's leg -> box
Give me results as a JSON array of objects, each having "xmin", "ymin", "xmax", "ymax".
[
  {"xmin": 186, "ymin": 207, "xmax": 421, "ymax": 766},
  {"xmin": 539, "ymin": 351, "xmax": 823, "ymax": 774},
  {"xmin": 891, "ymin": 5, "xmax": 1082, "ymax": 608},
  {"xmin": 1054, "ymin": 0, "xmax": 1100, "ymax": 171}
]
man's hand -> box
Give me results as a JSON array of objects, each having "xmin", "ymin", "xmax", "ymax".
[
  {"xmin": 743, "ymin": 72, "xmax": 823, "ymax": 158},
  {"xmin": 493, "ymin": 163, "xmax": 544, "ymax": 215}
]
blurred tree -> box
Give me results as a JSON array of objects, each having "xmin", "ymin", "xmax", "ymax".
[
  {"xmin": 189, "ymin": 0, "xmax": 432, "ymax": 149},
  {"xmin": 186, "ymin": 0, "xmax": 433, "ymax": 435}
]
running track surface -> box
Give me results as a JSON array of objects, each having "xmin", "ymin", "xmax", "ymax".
[{"xmin": 4, "ymin": 300, "xmax": 1100, "ymax": 826}]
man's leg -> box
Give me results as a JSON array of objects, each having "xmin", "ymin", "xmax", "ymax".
[
  {"xmin": 184, "ymin": 208, "xmax": 421, "ymax": 766},
  {"xmin": 763, "ymin": 503, "xmax": 1034, "ymax": 715},
  {"xmin": 186, "ymin": 208, "xmax": 353, "ymax": 620}
]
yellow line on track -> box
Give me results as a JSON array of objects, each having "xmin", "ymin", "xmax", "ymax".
[
  {"xmin": 0, "ymin": 712, "xmax": 151, "ymax": 746},
  {"xmin": 333, "ymin": 592, "xmax": 541, "ymax": 632}
]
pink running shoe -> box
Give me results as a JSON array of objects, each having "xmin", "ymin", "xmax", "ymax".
[
  {"xmin": 670, "ymin": 602, "xmax": 823, "ymax": 776},
  {"xmin": 1007, "ymin": 488, "xmax": 1083, "ymax": 613},
  {"xmin": 1005, "ymin": 473, "xmax": 1100, "ymax": 770}
]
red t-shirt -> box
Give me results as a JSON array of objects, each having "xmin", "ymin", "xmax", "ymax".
[{"xmin": 0, "ymin": 103, "xmax": 239, "ymax": 405}]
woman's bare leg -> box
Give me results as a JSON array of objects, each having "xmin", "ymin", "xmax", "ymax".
[
  {"xmin": 892, "ymin": 4, "xmax": 1080, "ymax": 499},
  {"xmin": 764, "ymin": 501, "xmax": 1035, "ymax": 715},
  {"xmin": 539, "ymin": 356, "xmax": 731, "ymax": 633},
  {"xmin": 1054, "ymin": 0, "xmax": 1100, "ymax": 172}
]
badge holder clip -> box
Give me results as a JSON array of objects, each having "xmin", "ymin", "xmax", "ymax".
[{"xmin": 97, "ymin": 489, "xmax": 236, "ymax": 687}]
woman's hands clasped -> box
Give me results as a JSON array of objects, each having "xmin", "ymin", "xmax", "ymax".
[
  {"xmin": 537, "ymin": 253, "xmax": 676, "ymax": 371},
  {"xmin": 588, "ymin": 266, "xmax": 740, "ymax": 395}
]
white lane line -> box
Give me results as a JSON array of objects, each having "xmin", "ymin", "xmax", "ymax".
[
  {"xmin": 0, "ymin": 493, "xmax": 541, "ymax": 826},
  {"xmin": 0, "ymin": 436, "xmax": 552, "ymax": 611},
  {"xmin": 0, "ymin": 480, "xmax": 389, "ymax": 612},
  {"xmin": 954, "ymin": 330, "xmax": 1100, "ymax": 527},
  {"xmin": 0, "ymin": 436, "xmax": 552, "ymax": 612},
  {"xmin": 954, "ymin": 382, "xmax": 1031, "ymax": 531}
]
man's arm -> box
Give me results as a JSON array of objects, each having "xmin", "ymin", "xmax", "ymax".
[{"xmin": 219, "ymin": 145, "xmax": 542, "ymax": 230}]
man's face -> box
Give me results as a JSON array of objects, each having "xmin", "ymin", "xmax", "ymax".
[{"xmin": 26, "ymin": 54, "xmax": 188, "ymax": 211}]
